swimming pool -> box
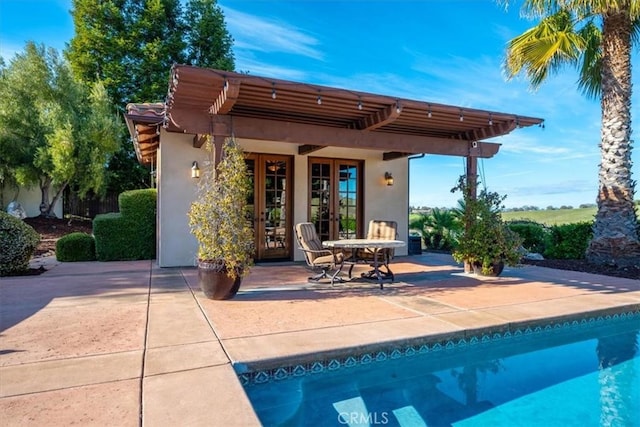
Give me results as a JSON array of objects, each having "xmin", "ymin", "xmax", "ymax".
[{"xmin": 240, "ymin": 311, "xmax": 639, "ymax": 426}]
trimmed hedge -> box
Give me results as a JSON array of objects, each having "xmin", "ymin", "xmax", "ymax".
[
  {"xmin": 0, "ymin": 211, "xmax": 40, "ymax": 276},
  {"xmin": 56, "ymin": 232, "xmax": 96, "ymax": 262},
  {"xmin": 544, "ymin": 222, "xmax": 593, "ymax": 259},
  {"xmin": 93, "ymin": 189, "xmax": 157, "ymax": 261},
  {"xmin": 507, "ymin": 220, "xmax": 549, "ymax": 254}
]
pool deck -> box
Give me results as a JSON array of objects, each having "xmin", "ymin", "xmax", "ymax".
[{"xmin": 1, "ymin": 253, "xmax": 639, "ymax": 426}]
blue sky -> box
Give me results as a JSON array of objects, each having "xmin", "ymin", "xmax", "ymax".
[{"xmin": 1, "ymin": 0, "xmax": 638, "ymax": 209}]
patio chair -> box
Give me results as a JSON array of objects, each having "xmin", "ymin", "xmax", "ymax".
[
  {"xmin": 357, "ymin": 220, "xmax": 398, "ymax": 276},
  {"xmin": 294, "ymin": 222, "xmax": 352, "ymax": 285}
]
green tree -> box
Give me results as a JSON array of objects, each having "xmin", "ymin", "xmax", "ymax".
[
  {"xmin": 0, "ymin": 42, "xmax": 121, "ymax": 217},
  {"xmin": 184, "ymin": 0, "xmax": 235, "ymax": 69},
  {"xmin": 501, "ymin": 0, "xmax": 640, "ymax": 268},
  {"xmin": 65, "ymin": 0, "xmax": 235, "ymax": 192},
  {"xmin": 128, "ymin": 0, "xmax": 185, "ymax": 103}
]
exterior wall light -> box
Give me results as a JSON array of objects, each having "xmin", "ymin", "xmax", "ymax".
[
  {"xmin": 191, "ymin": 161, "xmax": 200, "ymax": 179},
  {"xmin": 384, "ymin": 172, "xmax": 394, "ymax": 186}
]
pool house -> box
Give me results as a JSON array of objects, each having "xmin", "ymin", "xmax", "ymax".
[{"xmin": 124, "ymin": 64, "xmax": 543, "ymax": 267}]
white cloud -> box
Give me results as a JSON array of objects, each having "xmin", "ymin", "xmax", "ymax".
[
  {"xmin": 235, "ymin": 57, "xmax": 309, "ymax": 81},
  {"xmin": 0, "ymin": 41, "xmax": 21, "ymax": 62},
  {"xmin": 223, "ymin": 6, "xmax": 324, "ymax": 60}
]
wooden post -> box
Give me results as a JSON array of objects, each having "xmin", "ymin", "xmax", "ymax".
[
  {"xmin": 463, "ymin": 154, "xmax": 478, "ymax": 273},
  {"xmin": 466, "ymin": 155, "xmax": 477, "ymax": 200}
]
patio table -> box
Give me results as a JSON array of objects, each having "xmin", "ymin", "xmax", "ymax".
[{"xmin": 322, "ymin": 239, "xmax": 406, "ymax": 289}]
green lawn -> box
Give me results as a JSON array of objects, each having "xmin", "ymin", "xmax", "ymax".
[
  {"xmin": 501, "ymin": 207, "xmax": 597, "ymax": 226},
  {"xmin": 502, "ymin": 205, "xmax": 640, "ymax": 226}
]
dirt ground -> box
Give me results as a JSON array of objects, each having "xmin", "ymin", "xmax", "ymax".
[
  {"xmin": 21, "ymin": 216, "xmax": 640, "ymax": 280},
  {"xmin": 24, "ymin": 216, "xmax": 94, "ymax": 257}
]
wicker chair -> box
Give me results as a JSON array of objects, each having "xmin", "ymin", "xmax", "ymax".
[{"xmin": 294, "ymin": 222, "xmax": 352, "ymax": 285}]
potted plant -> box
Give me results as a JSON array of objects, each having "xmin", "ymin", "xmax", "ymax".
[
  {"xmin": 451, "ymin": 176, "xmax": 522, "ymax": 276},
  {"xmin": 188, "ymin": 137, "xmax": 254, "ymax": 299}
]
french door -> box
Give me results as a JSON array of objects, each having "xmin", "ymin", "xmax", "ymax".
[
  {"xmin": 246, "ymin": 154, "xmax": 292, "ymax": 261},
  {"xmin": 308, "ymin": 158, "xmax": 362, "ymax": 242}
]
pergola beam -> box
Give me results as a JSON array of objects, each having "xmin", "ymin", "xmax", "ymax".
[
  {"xmin": 353, "ymin": 102, "xmax": 401, "ymax": 131},
  {"xmin": 166, "ymin": 110, "xmax": 501, "ymax": 158},
  {"xmin": 382, "ymin": 152, "xmax": 412, "ymax": 161},
  {"xmin": 298, "ymin": 145, "xmax": 325, "ymax": 155},
  {"xmin": 209, "ymin": 79, "xmax": 240, "ymax": 115}
]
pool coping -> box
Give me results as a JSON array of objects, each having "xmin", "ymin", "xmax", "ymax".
[{"xmin": 235, "ymin": 304, "xmax": 640, "ymax": 385}]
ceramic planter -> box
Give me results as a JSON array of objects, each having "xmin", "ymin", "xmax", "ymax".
[{"xmin": 197, "ymin": 260, "xmax": 242, "ymax": 300}]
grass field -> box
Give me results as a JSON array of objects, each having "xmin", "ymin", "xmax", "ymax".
[
  {"xmin": 501, "ymin": 206, "xmax": 640, "ymax": 226},
  {"xmin": 501, "ymin": 207, "xmax": 597, "ymax": 226}
]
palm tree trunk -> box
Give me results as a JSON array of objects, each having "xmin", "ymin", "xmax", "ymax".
[{"xmin": 586, "ymin": 6, "xmax": 640, "ymax": 268}]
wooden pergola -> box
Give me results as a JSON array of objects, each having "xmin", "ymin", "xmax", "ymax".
[{"xmin": 125, "ymin": 64, "xmax": 544, "ymax": 188}]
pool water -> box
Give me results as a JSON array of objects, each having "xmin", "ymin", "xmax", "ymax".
[{"xmin": 241, "ymin": 314, "xmax": 639, "ymax": 426}]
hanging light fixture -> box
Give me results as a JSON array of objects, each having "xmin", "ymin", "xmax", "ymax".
[
  {"xmin": 459, "ymin": 109, "xmax": 464, "ymax": 122},
  {"xmin": 191, "ymin": 161, "xmax": 200, "ymax": 179},
  {"xmin": 358, "ymin": 98, "xmax": 363, "ymax": 110},
  {"xmin": 384, "ymin": 172, "xmax": 394, "ymax": 186},
  {"xmin": 271, "ymin": 83, "xmax": 277, "ymax": 99},
  {"xmin": 427, "ymin": 104, "xmax": 432, "ymax": 118},
  {"xmin": 488, "ymin": 113, "xmax": 493, "ymax": 126}
]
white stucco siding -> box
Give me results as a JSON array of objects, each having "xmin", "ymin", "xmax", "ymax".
[
  {"xmin": 157, "ymin": 135, "xmax": 409, "ymax": 266},
  {"xmin": 157, "ymin": 131, "xmax": 202, "ymax": 267},
  {"xmin": 361, "ymin": 156, "xmax": 409, "ymax": 256}
]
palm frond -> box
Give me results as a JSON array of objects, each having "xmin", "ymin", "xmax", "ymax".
[
  {"xmin": 505, "ymin": 9, "xmax": 585, "ymax": 89},
  {"xmin": 577, "ymin": 20, "xmax": 602, "ymax": 99}
]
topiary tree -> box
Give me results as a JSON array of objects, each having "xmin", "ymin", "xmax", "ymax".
[
  {"xmin": 93, "ymin": 188, "xmax": 156, "ymax": 261},
  {"xmin": 56, "ymin": 232, "xmax": 96, "ymax": 262},
  {"xmin": 0, "ymin": 211, "xmax": 40, "ymax": 276}
]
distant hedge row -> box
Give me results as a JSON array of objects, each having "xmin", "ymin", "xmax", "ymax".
[{"xmin": 506, "ymin": 220, "xmax": 593, "ymax": 259}]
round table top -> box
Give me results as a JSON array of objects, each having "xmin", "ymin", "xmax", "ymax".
[{"xmin": 322, "ymin": 239, "xmax": 406, "ymax": 249}]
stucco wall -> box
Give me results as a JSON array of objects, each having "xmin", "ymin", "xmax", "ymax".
[
  {"xmin": 1, "ymin": 184, "xmax": 63, "ymax": 218},
  {"xmin": 157, "ymin": 134, "xmax": 409, "ymax": 267},
  {"xmin": 156, "ymin": 131, "xmax": 202, "ymax": 267}
]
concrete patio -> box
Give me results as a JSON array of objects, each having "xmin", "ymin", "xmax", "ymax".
[{"xmin": 1, "ymin": 253, "xmax": 638, "ymax": 426}]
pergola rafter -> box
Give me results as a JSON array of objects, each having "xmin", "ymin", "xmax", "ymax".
[{"xmin": 126, "ymin": 65, "xmax": 543, "ymax": 165}]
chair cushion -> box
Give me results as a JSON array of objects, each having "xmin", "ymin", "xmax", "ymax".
[
  {"xmin": 360, "ymin": 220, "xmax": 398, "ymax": 260},
  {"xmin": 366, "ymin": 220, "xmax": 397, "ymax": 240},
  {"xmin": 313, "ymin": 252, "xmax": 343, "ymax": 266}
]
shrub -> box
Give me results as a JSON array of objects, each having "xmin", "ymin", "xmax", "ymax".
[
  {"xmin": 451, "ymin": 177, "xmax": 523, "ymax": 274},
  {"xmin": 56, "ymin": 232, "xmax": 96, "ymax": 262},
  {"xmin": 507, "ymin": 220, "xmax": 549, "ymax": 254},
  {"xmin": 0, "ymin": 211, "xmax": 40, "ymax": 276},
  {"xmin": 93, "ymin": 189, "xmax": 156, "ymax": 261},
  {"xmin": 544, "ymin": 222, "xmax": 593, "ymax": 259}
]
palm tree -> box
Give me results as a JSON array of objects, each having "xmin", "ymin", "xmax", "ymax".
[{"xmin": 501, "ymin": 0, "xmax": 640, "ymax": 268}]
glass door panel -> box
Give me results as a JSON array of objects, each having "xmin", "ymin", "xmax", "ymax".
[
  {"xmin": 309, "ymin": 158, "xmax": 362, "ymax": 242},
  {"xmin": 247, "ymin": 155, "xmax": 292, "ymax": 261},
  {"xmin": 263, "ymin": 159, "xmax": 288, "ymax": 259},
  {"xmin": 309, "ymin": 161, "xmax": 332, "ymax": 242},
  {"xmin": 338, "ymin": 163, "xmax": 358, "ymax": 239}
]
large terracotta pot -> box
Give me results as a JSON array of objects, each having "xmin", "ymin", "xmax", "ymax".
[
  {"xmin": 197, "ymin": 260, "xmax": 242, "ymax": 300},
  {"xmin": 463, "ymin": 260, "xmax": 474, "ymax": 274},
  {"xmin": 472, "ymin": 260, "xmax": 505, "ymax": 277}
]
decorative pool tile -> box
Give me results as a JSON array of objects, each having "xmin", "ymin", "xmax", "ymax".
[
  {"xmin": 390, "ymin": 348, "xmax": 403, "ymax": 359},
  {"xmin": 327, "ymin": 359, "xmax": 341, "ymax": 370},
  {"xmin": 236, "ymin": 309, "xmax": 640, "ymax": 386}
]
